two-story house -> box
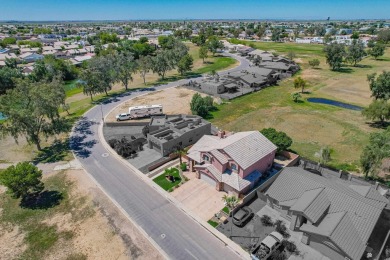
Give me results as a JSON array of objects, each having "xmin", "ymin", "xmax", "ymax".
[
  {"xmin": 187, "ymin": 131, "xmax": 277, "ymax": 195},
  {"xmin": 265, "ymin": 167, "xmax": 388, "ymax": 260}
]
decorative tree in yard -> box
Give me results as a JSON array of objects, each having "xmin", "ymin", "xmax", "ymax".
[
  {"xmin": 260, "ymin": 128, "xmax": 293, "ymax": 153},
  {"xmin": 222, "ymin": 195, "xmax": 240, "ymax": 238}
]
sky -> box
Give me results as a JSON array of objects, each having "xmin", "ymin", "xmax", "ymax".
[{"xmin": 1, "ymin": 0, "xmax": 389, "ymax": 21}]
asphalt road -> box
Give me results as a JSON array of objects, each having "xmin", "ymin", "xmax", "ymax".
[{"xmin": 71, "ymin": 53, "xmax": 250, "ymax": 260}]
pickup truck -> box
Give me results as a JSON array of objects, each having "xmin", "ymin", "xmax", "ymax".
[{"xmin": 251, "ymin": 231, "xmax": 284, "ymax": 260}]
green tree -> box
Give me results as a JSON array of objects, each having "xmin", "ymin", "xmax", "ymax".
[
  {"xmin": 137, "ymin": 55, "xmax": 153, "ymax": 84},
  {"xmin": 293, "ymin": 77, "xmax": 307, "ymax": 93},
  {"xmin": 173, "ymin": 146, "xmax": 188, "ymax": 165},
  {"xmin": 367, "ymin": 71, "xmax": 390, "ymax": 100},
  {"xmin": 346, "ymin": 40, "xmax": 366, "ymax": 66},
  {"xmin": 291, "ymin": 92, "xmax": 302, "ymax": 103},
  {"xmin": 78, "ymin": 55, "xmax": 116, "ymax": 98},
  {"xmin": 260, "ymin": 128, "xmax": 293, "ymax": 152},
  {"xmin": 222, "ymin": 195, "xmax": 239, "ymax": 211},
  {"xmin": 0, "ymin": 162, "xmax": 44, "ymax": 199},
  {"xmin": 5, "ymin": 57, "xmax": 18, "ymax": 69},
  {"xmin": 207, "ymin": 36, "xmax": 224, "ymax": 56},
  {"xmin": 360, "ymin": 127, "xmax": 390, "ymax": 177},
  {"xmin": 114, "ymin": 52, "xmax": 138, "ymax": 90},
  {"xmin": 0, "ymin": 66, "xmax": 23, "ymax": 95},
  {"xmin": 199, "ymin": 46, "xmax": 209, "ymax": 63},
  {"xmin": 177, "ymin": 54, "xmax": 193, "ymax": 75},
  {"xmin": 152, "ymin": 51, "xmax": 172, "ymax": 80},
  {"xmin": 368, "ymin": 44, "xmax": 386, "ymax": 60},
  {"xmin": 308, "ymin": 59, "xmax": 320, "ymax": 68},
  {"xmin": 377, "ymin": 29, "xmax": 390, "ymax": 44},
  {"xmin": 362, "ymin": 99, "xmax": 390, "ymax": 125},
  {"xmin": 323, "ymin": 42, "xmax": 346, "ymax": 71},
  {"xmin": 351, "ymin": 31, "xmax": 360, "ymax": 40},
  {"xmin": 0, "ymin": 78, "xmax": 66, "ymax": 150},
  {"xmin": 190, "ymin": 93, "xmax": 209, "ymax": 118},
  {"xmin": 287, "ymin": 51, "xmax": 296, "ymax": 61}
]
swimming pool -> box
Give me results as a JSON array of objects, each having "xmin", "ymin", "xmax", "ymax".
[{"xmin": 307, "ymin": 98, "xmax": 363, "ymax": 111}]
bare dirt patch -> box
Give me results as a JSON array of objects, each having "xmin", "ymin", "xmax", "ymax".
[{"xmin": 106, "ymin": 86, "xmax": 211, "ymax": 123}]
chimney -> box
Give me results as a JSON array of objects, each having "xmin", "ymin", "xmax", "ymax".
[
  {"xmin": 217, "ymin": 130, "xmax": 226, "ymax": 139},
  {"xmin": 374, "ymin": 181, "xmax": 379, "ymax": 190}
]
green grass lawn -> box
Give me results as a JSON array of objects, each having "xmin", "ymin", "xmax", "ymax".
[
  {"xmin": 209, "ymin": 72, "xmax": 372, "ymax": 172},
  {"xmin": 207, "ymin": 220, "xmax": 219, "ymax": 228},
  {"xmin": 222, "ymin": 206, "xmax": 230, "ymax": 214},
  {"xmin": 228, "ymin": 39, "xmax": 325, "ymax": 56},
  {"xmin": 194, "ymin": 56, "xmax": 237, "ymax": 74},
  {"xmin": 63, "ymin": 79, "xmax": 83, "ymax": 97},
  {"xmin": 153, "ymin": 168, "xmax": 181, "ymax": 191},
  {"xmin": 0, "ymin": 172, "xmax": 94, "ymax": 259}
]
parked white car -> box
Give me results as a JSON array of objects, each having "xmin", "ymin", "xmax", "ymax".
[
  {"xmin": 115, "ymin": 113, "xmax": 131, "ymax": 121},
  {"xmin": 251, "ymin": 231, "xmax": 284, "ymax": 260}
]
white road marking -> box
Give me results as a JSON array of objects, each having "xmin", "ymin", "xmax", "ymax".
[
  {"xmin": 102, "ymin": 153, "xmax": 109, "ymax": 157},
  {"xmin": 185, "ymin": 248, "xmax": 200, "ymax": 260}
]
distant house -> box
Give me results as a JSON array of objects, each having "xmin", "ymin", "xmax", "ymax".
[
  {"xmin": 0, "ymin": 52, "xmax": 17, "ymax": 61},
  {"xmin": 187, "ymin": 131, "xmax": 277, "ymax": 195},
  {"xmin": 265, "ymin": 167, "xmax": 388, "ymax": 260},
  {"xmin": 19, "ymin": 52, "xmax": 43, "ymax": 63}
]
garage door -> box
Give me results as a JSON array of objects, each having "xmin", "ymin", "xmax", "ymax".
[
  {"xmin": 200, "ymin": 172, "xmax": 217, "ymax": 187},
  {"xmin": 223, "ymin": 183, "xmax": 237, "ymax": 195}
]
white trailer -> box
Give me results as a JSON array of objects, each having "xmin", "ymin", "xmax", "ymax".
[{"xmin": 128, "ymin": 104, "xmax": 163, "ymax": 119}]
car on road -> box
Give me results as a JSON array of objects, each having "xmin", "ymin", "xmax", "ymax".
[
  {"xmin": 232, "ymin": 206, "xmax": 254, "ymax": 227},
  {"xmin": 251, "ymin": 231, "xmax": 284, "ymax": 260},
  {"xmin": 116, "ymin": 113, "xmax": 131, "ymax": 121}
]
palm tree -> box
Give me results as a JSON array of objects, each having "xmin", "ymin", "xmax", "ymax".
[
  {"xmin": 222, "ymin": 195, "xmax": 239, "ymax": 239},
  {"xmin": 174, "ymin": 146, "xmax": 188, "ymax": 165},
  {"xmin": 294, "ymin": 76, "xmax": 307, "ymax": 93}
]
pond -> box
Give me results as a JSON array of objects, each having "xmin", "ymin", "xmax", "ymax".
[{"xmin": 307, "ymin": 98, "xmax": 363, "ymax": 111}]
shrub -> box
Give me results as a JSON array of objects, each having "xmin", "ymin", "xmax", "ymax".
[
  {"xmin": 260, "ymin": 215, "xmax": 274, "ymax": 226},
  {"xmin": 180, "ymin": 162, "xmax": 187, "ymax": 171},
  {"xmin": 108, "ymin": 139, "xmax": 118, "ymax": 148},
  {"xmin": 275, "ymin": 220, "xmax": 290, "ymax": 238},
  {"xmin": 308, "ymin": 58, "xmax": 320, "ymax": 68},
  {"xmin": 269, "ymin": 250, "xmax": 287, "ymax": 260},
  {"xmin": 168, "ymin": 188, "xmax": 173, "ymax": 192},
  {"xmin": 282, "ymin": 240, "xmax": 299, "ymax": 255}
]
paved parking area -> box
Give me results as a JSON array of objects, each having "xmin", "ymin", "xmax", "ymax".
[{"xmin": 171, "ymin": 172, "xmax": 226, "ymax": 221}]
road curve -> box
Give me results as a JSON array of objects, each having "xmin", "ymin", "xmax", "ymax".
[{"xmin": 71, "ymin": 53, "xmax": 250, "ymax": 260}]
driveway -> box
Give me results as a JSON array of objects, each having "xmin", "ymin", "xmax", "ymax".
[{"xmin": 171, "ymin": 171, "xmax": 226, "ymax": 221}]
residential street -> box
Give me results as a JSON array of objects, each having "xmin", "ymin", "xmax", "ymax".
[{"xmin": 71, "ymin": 53, "xmax": 250, "ymax": 260}]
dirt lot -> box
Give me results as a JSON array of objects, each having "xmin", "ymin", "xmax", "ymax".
[
  {"xmin": 0, "ymin": 168, "xmax": 163, "ymax": 260},
  {"xmin": 106, "ymin": 86, "xmax": 213, "ymax": 123}
]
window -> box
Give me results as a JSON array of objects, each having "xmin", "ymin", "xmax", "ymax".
[
  {"xmin": 231, "ymin": 163, "xmax": 237, "ymax": 171},
  {"xmin": 203, "ymin": 155, "xmax": 210, "ymax": 162}
]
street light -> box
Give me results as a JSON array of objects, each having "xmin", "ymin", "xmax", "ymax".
[{"xmin": 100, "ymin": 103, "xmax": 104, "ymax": 124}]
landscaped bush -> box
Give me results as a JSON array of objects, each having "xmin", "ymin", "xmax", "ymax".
[
  {"xmin": 260, "ymin": 215, "xmax": 274, "ymax": 226},
  {"xmin": 269, "ymin": 249, "xmax": 287, "ymax": 260},
  {"xmin": 275, "ymin": 220, "xmax": 290, "ymax": 238},
  {"xmin": 180, "ymin": 162, "xmax": 187, "ymax": 171},
  {"xmin": 108, "ymin": 139, "xmax": 118, "ymax": 148},
  {"xmin": 282, "ymin": 240, "xmax": 299, "ymax": 255}
]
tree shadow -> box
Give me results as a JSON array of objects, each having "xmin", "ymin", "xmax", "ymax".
[
  {"xmin": 293, "ymin": 100, "xmax": 305, "ymax": 104},
  {"xmin": 20, "ymin": 190, "xmax": 63, "ymax": 209},
  {"xmin": 336, "ymin": 67, "xmax": 354, "ymax": 74},
  {"xmin": 70, "ymin": 117, "xmax": 98, "ymax": 158},
  {"xmin": 354, "ymin": 64, "xmax": 373, "ymax": 69},
  {"xmin": 366, "ymin": 121, "xmax": 390, "ymax": 129},
  {"xmin": 33, "ymin": 139, "xmax": 71, "ymax": 164}
]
